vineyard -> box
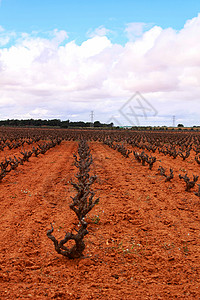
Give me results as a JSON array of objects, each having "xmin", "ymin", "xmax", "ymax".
[{"xmin": 0, "ymin": 127, "xmax": 199, "ymax": 299}]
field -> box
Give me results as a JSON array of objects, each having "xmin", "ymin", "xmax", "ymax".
[{"xmin": 0, "ymin": 127, "xmax": 199, "ymax": 299}]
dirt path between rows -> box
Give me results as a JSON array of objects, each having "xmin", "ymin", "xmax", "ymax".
[{"xmin": 0, "ymin": 141, "xmax": 199, "ymax": 299}]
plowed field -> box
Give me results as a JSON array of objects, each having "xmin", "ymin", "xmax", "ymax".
[{"xmin": 0, "ymin": 140, "xmax": 199, "ymax": 299}]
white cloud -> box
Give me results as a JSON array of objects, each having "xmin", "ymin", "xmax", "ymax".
[
  {"xmin": 125, "ymin": 22, "xmax": 149, "ymax": 40},
  {"xmin": 31, "ymin": 108, "xmax": 49, "ymax": 116},
  {"xmin": 1, "ymin": 16, "xmax": 200, "ymax": 126},
  {"xmin": 50, "ymin": 29, "xmax": 68, "ymax": 45},
  {"xmin": 87, "ymin": 25, "xmax": 112, "ymax": 38},
  {"xmin": 0, "ymin": 28, "xmax": 16, "ymax": 46},
  {"xmin": 0, "ymin": 36, "xmax": 10, "ymax": 46}
]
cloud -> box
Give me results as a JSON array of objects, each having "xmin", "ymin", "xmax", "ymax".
[
  {"xmin": 50, "ymin": 29, "xmax": 68, "ymax": 45},
  {"xmin": 125, "ymin": 22, "xmax": 152, "ymax": 41},
  {"xmin": 0, "ymin": 27, "xmax": 16, "ymax": 46},
  {"xmin": 1, "ymin": 15, "xmax": 200, "ymax": 126},
  {"xmin": 87, "ymin": 25, "xmax": 112, "ymax": 38}
]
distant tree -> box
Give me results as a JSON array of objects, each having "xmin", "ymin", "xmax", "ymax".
[
  {"xmin": 48, "ymin": 119, "xmax": 61, "ymax": 127},
  {"xmin": 94, "ymin": 121, "xmax": 102, "ymax": 127},
  {"xmin": 61, "ymin": 120, "xmax": 70, "ymax": 128},
  {"xmin": 177, "ymin": 124, "xmax": 184, "ymax": 127},
  {"xmin": 0, "ymin": 118, "xmax": 115, "ymax": 128}
]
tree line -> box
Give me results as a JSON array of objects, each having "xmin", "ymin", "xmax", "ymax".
[{"xmin": 0, "ymin": 119, "xmax": 114, "ymax": 128}]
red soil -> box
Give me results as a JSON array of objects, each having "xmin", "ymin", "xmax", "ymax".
[{"xmin": 0, "ymin": 140, "xmax": 199, "ymax": 299}]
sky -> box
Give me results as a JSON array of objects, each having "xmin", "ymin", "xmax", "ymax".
[{"xmin": 0, "ymin": 0, "xmax": 200, "ymax": 126}]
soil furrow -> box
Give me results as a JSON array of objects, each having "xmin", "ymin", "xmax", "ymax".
[{"xmin": 0, "ymin": 140, "xmax": 199, "ymax": 299}]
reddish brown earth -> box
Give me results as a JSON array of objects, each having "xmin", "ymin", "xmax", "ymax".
[{"xmin": 0, "ymin": 140, "xmax": 199, "ymax": 299}]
